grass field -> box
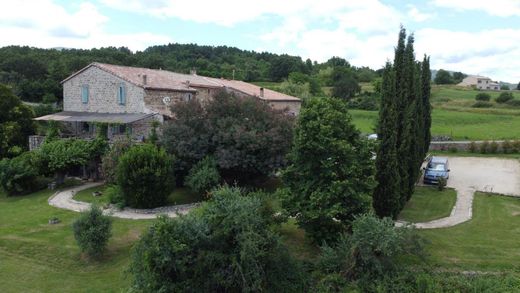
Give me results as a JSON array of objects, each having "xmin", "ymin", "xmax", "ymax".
[
  {"xmin": 399, "ymin": 187, "xmax": 457, "ymax": 223},
  {"xmin": 420, "ymin": 193, "xmax": 520, "ymax": 271},
  {"xmin": 74, "ymin": 185, "xmax": 204, "ymax": 206},
  {"xmin": 0, "ymin": 189, "xmax": 152, "ymax": 292},
  {"xmin": 350, "ymin": 108, "xmax": 520, "ymax": 140}
]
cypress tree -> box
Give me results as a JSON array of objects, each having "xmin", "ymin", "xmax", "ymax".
[
  {"xmin": 421, "ymin": 55, "xmax": 432, "ymax": 156},
  {"xmin": 373, "ymin": 63, "xmax": 401, "ymax": 218}
]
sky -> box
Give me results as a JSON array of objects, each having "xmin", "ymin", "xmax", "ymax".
[{"xmin": 0, "ymin": 0, "xmax": 519, "ymax": 83}]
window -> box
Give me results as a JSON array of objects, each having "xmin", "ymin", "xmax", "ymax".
[
  {"xmin": 117, "ymin": 83, "xmax": 126, "ymax": 105},
  {"xmin": 81, "ymin": 85, "xmax": 89, "ymax": 104},
  {"xmin": 111, "ymin": 124, "xmax": 130, "ymax": 135},
  {"xmin": 183, "ymin": 93, "xmax": 192, "ymax": 102}
]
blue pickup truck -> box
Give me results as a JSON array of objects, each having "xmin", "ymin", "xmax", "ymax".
[{"xmin": 423, "ymin": 157, "xmax": 450, "ymax": 185}]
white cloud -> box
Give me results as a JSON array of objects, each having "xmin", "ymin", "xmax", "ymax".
[
  {"xmin": 415, "ymin": 28, "xmax": 520, "ymax": 82},
  {"xmin": 432, "ymin": 0, "xmax": 520, "ymax": 17},
  {"xmin": 408, "ymin": 5, "xmax": 434, "ymax": 22},
  {"xmin": 0, "ymin": 0, "xmax": 173, "ymax": 51}
]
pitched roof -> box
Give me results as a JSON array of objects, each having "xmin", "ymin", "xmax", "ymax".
[{"xmin": 62, "ymin": 63, "xmax": 300, "ymax": 102}]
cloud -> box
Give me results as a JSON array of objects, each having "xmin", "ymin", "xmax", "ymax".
[
  {"xmin": 0, "ymin": 0, "xmax": 173, "ymax": 51},
  {"xmin": 415, "ymin": 28, "xmax": 520, "ymax": 82},
  {"xmin": 408, "ymin": 5, "xmax": 434, "ymax": 22},
  {"xmin": 432, "ymin": 0, "xmax": 520, "ymax": 17}
]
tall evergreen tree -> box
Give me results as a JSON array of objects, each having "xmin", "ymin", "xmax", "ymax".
[
  {"xmin": 373, "ymin": 64, "xmax": 401, "ymax": 218},
  {"xmin": 372, "ymin": 27, "xmax": 432, "ymax": 217}
]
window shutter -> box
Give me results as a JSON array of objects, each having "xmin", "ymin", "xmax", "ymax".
[
  {"xmin": 118, "ymin": 83, "xmax": 126, "ymax": 105},
  {"xmin": 81, "ymin": 85, "xmax": 89, "ymax": 103}
]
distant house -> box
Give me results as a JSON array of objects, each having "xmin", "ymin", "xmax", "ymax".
[
  {"xmin": 32, "ymin": 63, "xmax": 301, "ymax": 148},
  {"xmin": 458, "ymin": 75, "xmax": 500, "ymax": 91}
]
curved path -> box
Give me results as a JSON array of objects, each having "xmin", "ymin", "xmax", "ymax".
[
  {"xmin": 397, "ymin": 157, "xmax": 520, "ymax": 229},
  {"xmin": 48, "ymin": 182, "xmax": 196, "ymax": 220}
]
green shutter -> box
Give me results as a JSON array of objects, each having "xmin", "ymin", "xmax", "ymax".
[
  {"xmin": 118, "ymin": 83, "xmax": 126, "ymax": 105},
  {"xmin": 81, "ymin": 85, "xmax": 89, "ymax": 103}
]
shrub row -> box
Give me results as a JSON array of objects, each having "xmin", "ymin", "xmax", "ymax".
[{"xmin": 468, "ymin": 140, "xmax": 520, "ymax": 154}]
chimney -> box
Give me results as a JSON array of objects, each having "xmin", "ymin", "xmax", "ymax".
[
  {"xmin": 190, "ymin": 68, "xmax": 197, "ymax": 75},
  {"xmin": 186, "ymin": 80, "xmax": 190, "ymax": 87},
  {"xmin": 259, "ymin": 87, "xmax": 264, "ymax": 98},
  {"xmin": 142, "ymin": 74, "xmax": 147, "ymax": 85}
]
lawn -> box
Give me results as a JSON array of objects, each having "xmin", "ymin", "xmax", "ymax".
[
  {"xmin": 350, "ymin": 108, "xmax": 520, "ymax": 140},
  {"xmin": 398, "ymin": 186, "xmax": 457, "ymax": 222},
  {"xmin": 74, "ymin": 185, "xmax": 204, "ymax": 206},
  {"xmin": 419, "ymin": 193, "xmax": 520, "ymax": 271},
  {"xmin": 0, "ymin": 189, "xmax": 152, "ymax": 292}
]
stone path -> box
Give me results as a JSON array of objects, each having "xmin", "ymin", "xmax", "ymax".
[
  {"xmin": 48, "ymin": 182, "xmax": 196, "ymax": 220},
  {"xmin": 397, "ymin": 157, "xmax": 520, "ymax": 229}
]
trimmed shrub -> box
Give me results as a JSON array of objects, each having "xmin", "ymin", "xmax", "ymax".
[
  {"xmin": 0, "ymin": 152, "xmax": 45, "ymax": 196},
  {"xmin": 480, "ymin": 141, "xmax": 489, "ymax": 154},
  {"xmin": 472, "ymin": 101, "xmax": 493, "ymax": 108},
  {"xmin": 72, "ymin": 205, "xmax": 112, "ymax": 258},
  {"xmin": 475, "ymin": 93, "xmax": 491, "ymax": 101},
  {"xmin": 489, "ymin": 141, "xmax": 499, "ymax": 153},
  {"xmin": 468, "ymin": 141, "xmax": 477, "ymax": 153},
  {"xmin": 506, "ymin": 99, "xmax": 520, "ymax": 107},
  {"xmin": 496, "ymin": 92, "xmax": 514, "ymax": 104},
  {"xmin": 502, "ymin": 140, "xmax": 512, "ymax": 154},
  {"xmin": 185, "ymin": 156, "xmax": 220, "ymax": 194},
  {"xmin": 116, "ymin": 144, "xmax": 174, "ymax": 208}
]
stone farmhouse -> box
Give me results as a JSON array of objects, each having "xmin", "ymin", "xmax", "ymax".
[
  {"xmin": 32, "ymin": 63, "xmax": 301, "ymax": 147},
  {"xmin": 458, "ymin": 75, "xmax": 500, "ymax": 91}
]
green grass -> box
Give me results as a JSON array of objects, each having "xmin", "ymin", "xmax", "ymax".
[
  {"xmin": 398, "ymin": 187, "xmax": 457, "ymax": 222},
  {"xmin": 74, "ymin": 185, "xmax": 204, "ymax": 206},
  {"xmin": 350, "ymin": 108, "xmax": 520, "ymax": 140},
  {"xmin": 420, "ymin": 193, "xmax": 520, "ymax": 271},
  {"xmin": 0, "ymin": 189, "xmax": 152, "ymax": 292}
]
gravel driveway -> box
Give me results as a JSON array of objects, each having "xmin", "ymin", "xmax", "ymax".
[{"xmin": 398, "ymin": 156, "xmax": 520, "ymax": 229}]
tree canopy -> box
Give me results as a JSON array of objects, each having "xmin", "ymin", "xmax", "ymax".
[{"xmin": 434, "ymin": 69, "xmax": 454, "ymax": 85}]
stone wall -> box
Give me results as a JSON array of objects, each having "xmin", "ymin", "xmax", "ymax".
[
  {"xmin": 268, "ymin": 101, "xmax": 301, "ymax": 115},
  {"xmin": 63, "ymin": 66, "xmax": 146, "ymax": 114},
  {"xmin": 429, "ymin": 140, "xmax": 505, "ymax": 151}
]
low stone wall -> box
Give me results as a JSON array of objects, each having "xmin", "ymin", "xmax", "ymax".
[{"xmin": 429, "ymin": 140, "xmax": 505, "ymax": 152}]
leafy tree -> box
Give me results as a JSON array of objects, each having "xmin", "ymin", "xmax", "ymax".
[
  {"xmin": 309, "ymin": 78, "xmax": 323, "ymax": 96},
  {"xmin": 0, "ymin": 84, "xmax": 36, "ymax": 158},
  {"xmin": 281, "ymin": 98, "xmax": 374, "ymax": 243},
  {"xmin": 452, "ymin": 71, "xmax": 467, "ymax": 83},
  {"xmin": 475, "ymin": 92, "xmax": 491, "ymax": 101},
  {"xmin": 101, "ymin": 137, "xmax": 132, "ymax": 184},
  {"xmin": 162, "ymin": 91, "xmax": 294, "ymax": 184},
  {"xmin": 129, "ymin": 186, "xmax": 305, "ymax": 292},
  {"xmin": 116, "ymin": 144, "xmax": 174, "ymax": 208},
  {"xmin": 331, "ymin": 67, "xmax": 360, "ymax": 99},
  {"xmin": 517, "ymin": 81, "xmax": 520, "ymax": 90},
  {"xmin": 496, "ymin": 92, "xmax": 514, "ymax": 103},
  {"xmin": 500, "ymin": 84, "xmax": 510, "ymax": 90},
  {"xmin": 72, "ymin": 205, "xmax": 112, "ymax": 258},
  {"xmin": 37, "ymin": 138, "xmax": 107, "ymax": 184},
  {"xmin": 434, "ymin": 69, "xmax": 454, "ymax": 85},
  {"xmin": 0, "ymin": 151, "xmax": 44, "ymax": 196},
  {"xmin": 185, "ymin": 156, "xmax": 221, "ymax": 194}
]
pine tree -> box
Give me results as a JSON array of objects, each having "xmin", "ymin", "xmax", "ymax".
[{"xmin": 373, "ymin": 63, "xmax": 401, "ymax": 218}]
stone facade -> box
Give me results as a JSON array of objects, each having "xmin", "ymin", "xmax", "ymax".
[
  {"xmin": 63, "ymin": 66, "xmax": 146, "ymax": 114},
  {"xmin": 267, "ymin": 101, "xmax": 301, "ymax": 115}
]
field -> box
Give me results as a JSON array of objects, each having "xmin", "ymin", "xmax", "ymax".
[
  {"xmin": 350, "ymin": 108, "xmax": 520, "ymax": 140},
  {"xmin": 420, "ymin": 193, "xmax": 520, "ymax": 271},
  {"xmin": 398, "ymin": 186, "xmax": 457, "ymax": 222}
]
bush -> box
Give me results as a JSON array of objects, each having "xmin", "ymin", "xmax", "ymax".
[
  {"xmin": 472, "ymin": 101, "xmax": 493, "ymax": 108},
  {"xmin": 468, "ymin": 141, "xmax": 477, "ymax": 153},
  {"xmin": 475, "ymin": 93, "xmax": 491, "ymax": 101},
  {"xmin": 0, "ymin": 152, "xmax": 45, "ymax": 196},
  {"xmin": 512, "ymin": 141, "xmax": 520, "ymax": 153},
  {"xmin": 101, "ymin": 137, "xmax": 132, "ymax": 184},
  {"xmin": 316, "ymin": 214, "xmax": 424, "ymax": 281},
  {"xmin": 502, "ymin": 140, "xmax": 512, "ymax": 154},
  {"xmin": 72, "ymin": 205, "xmax": 112, "ymax": 258},
  {"xmin": 437, "ymin": 177, "xmax": 447, "ymax": 191},
  {"xmin": 480, "ymin": 141, "xmax": 489, "ymax": 154},
  {"xmin": 116, "ymin": 144, "xmax": 174, "ymax": 208},
  {"xmin": 489, "ymin": 141, "xmax": 499, "ymax": 153},
  {"xmin": 496, "ymin": 92, "xmax": 514, "ymax": 104},
  {"xmin": 105, "ymin": 185, "xmax": 124, "ymax": 209},
  {"xmin": 506, "ymin": 99, "xmax": 520, "ymax": 107},
  {"xmin": 129, "ymin": 186, "xmax": 305, "ymax": 292},
  {"xmin": 185, "ymin": 156, "xmax": 220, "ymax": 194}
]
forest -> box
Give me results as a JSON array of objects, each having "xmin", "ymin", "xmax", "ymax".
[{"xmin": 0, "ymin": 44, "xmax": 379, "ymax": 103}]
